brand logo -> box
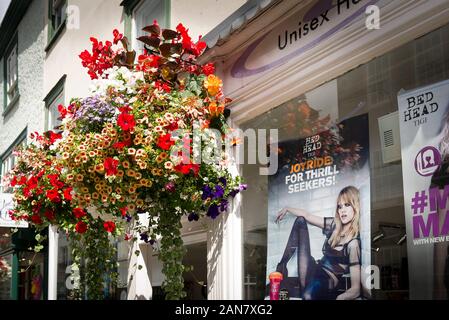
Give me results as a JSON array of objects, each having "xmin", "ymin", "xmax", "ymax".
[{"xmin": 414, "ymin": 146, "xmax": 441, "ymax": 177}]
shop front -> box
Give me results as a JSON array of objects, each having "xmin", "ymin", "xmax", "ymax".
[{"xmin": 202, "ymin": 0, "xmax": 449, "ymax": 299}]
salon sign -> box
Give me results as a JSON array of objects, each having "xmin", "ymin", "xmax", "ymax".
[
  {"xmin": 0, "ymin": 193, "xmax": 28, "ymax": 228},
  {"xmin": 397, "ymin": 79, "xmax": 449, "ymax": 299},
  {"xmin": 224, "ymin": 0, "xmax": 380, "ymax": 92}
]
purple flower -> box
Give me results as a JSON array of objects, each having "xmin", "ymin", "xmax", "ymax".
[
  {"xmin": 165, "ymin": 181, "xmax": 176, "ymax": 193},
  {"xmin": 206, "ymin": 204, "xmax": 219, "ymax": 219},
  {"xmin": 229, "ymin": 189, "xmax": 238, "ymax": 198},
  {"xmin": 188, "ymin": 212, "xmax": 199, "ymax": 222},
  {"xmin": 219, "ymin": 199, "xmax": 228, "ymax": 212},
  {"xmin": 213, "ymin": 185, "xmax": 224, "ymax": 199},
  {"xmin": 202, "ymin": 185, "xmax": 212, "ymax": 200},
  {"xmin": 140, "ymin": 233, "xmax": 149, "ymax": 243},
  {"xmin": 219, "ymin": 177, "xmax": 227, "ymax": 187},
  {"xmin": 149, "ymin": 239, "xmax": 155, "ymax": 245},
  {"xmin": 239, "ymin": 184, "xmax": 248, "ymax": 191},
  {"xmin": 125, "ymin": 214, "xmax": 132, "ymax": 223},
  {"xmin": 73, "ymin": 96, "xmax": 116, "ymax": 133}
]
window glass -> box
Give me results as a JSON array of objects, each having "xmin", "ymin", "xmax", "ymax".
[
  {"xmin": 1, "ymin": 136, "xmax": 26, "ymax": 193},
  {"xmin": 241, "ymin": 23, "xmax": 449, "ymax": 300},
  {"xmin": 47, "ymin": 90, "xmax": 64, "ymax": 131},
  {"xmin": 50, "ymin": 0, "xmax": 67, "ymax": 32},
  {"xmin": 6, "ymin": 43, "xmax": 18, "ymax": 106},
  {"xmin": 132, "ymin": 0, "xmax": 166, "ymax": 54}
]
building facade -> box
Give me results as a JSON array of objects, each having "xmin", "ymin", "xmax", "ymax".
[{"xmin": 2, "ymin": 0, "xmax": 449, "ymax": 300}]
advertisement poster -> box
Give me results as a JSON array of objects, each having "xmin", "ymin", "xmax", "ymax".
[
  {"xmin": 398, "ymin": 79, "xmax": 449, "ymax": 299},
  {"xmin": 266, "ymin": 114, "xmax": 371, "ymax": 300}
]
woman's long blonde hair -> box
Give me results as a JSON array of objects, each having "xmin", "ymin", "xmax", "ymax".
[{"xmin": 329, "ymin": 186, "xmax": 360, "ymax": 248}]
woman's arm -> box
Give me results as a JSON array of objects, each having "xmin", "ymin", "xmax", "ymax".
[
  {"xmin": 336, "ymin": 264, "xmax": 361, "ymax": 300},
  {"xmin": 276, "ymin": 207, "xmax": 324, "ymax": 228}
]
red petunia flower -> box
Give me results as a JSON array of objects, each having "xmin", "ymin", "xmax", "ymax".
[
  {"xmin": 117, "ymin": 112, "xmax": 136, "ymax": 132},
  {"xmin": 73, "ymin": 208, "xmax": 86, "ymax": 219},
  {"xmin": 113, "ymin": 138, "xmax": 132, "ymax": 150},
  {"xmin": 27, "ymin": 176, "xmax": 38, "ymax": 190},
  {"xmin": 46, "ymin": 189, "xmax": 61, "ymax": 203},
  {"xmin": 31, "ymin": 215, "xmax": 43, "ymax": 225},
  {"xmin": 63, "ymin": 187, "xmax": 73, "ymax": 201},
  {"xmin": 157, "ymin": 134, "xmax": 175, "ymax": 150},
  {"xmin": 103, "ymin": 221, "xmax": 116, "ymax": 233},
  {"xmin": 174, "ymin": 163, "xmax": 200, "ymax": 176},
  {"xmin": 120, "ymin": 207, "xmax": 127, "ymax": 217},
  {"xmin": 44, "ymin": 210, "xmax": 55, "ymax": 221},
  {"xmin": 104, "ymin": 157, "xmax": 119, "ymax": 176},
  {"xmin": 75, "ymin": 221, "xmax": 88, "ymax": 234}
]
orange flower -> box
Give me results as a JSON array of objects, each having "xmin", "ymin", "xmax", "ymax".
[
  {"xmin": 204, "ymin": 75, "xmax": 222, "ymax": 96},
  {"xmin": 208, "ymin": 101, "xmax": 224, "ymax": 117}
]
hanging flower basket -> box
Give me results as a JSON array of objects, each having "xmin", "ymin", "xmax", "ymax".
[{"xmin": 6, "ymin": 21, "xmax": 245, "ymax": 300}]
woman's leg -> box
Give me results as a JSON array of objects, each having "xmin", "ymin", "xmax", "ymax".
[
  {"xmin": 277, "ymin": 216, "xmax": 315, "ymax": 293},
  {"xmin": 302, "ymin": 267, "xmax": 333, "ymax": 300}
]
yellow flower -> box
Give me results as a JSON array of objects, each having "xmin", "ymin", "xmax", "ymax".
[
  {"xmin": 62, "ymin": 152, "xmax": 70, "ymax": 159},
  {"xmin": 128, "ymin": 148, "xmax": 136, "ymax": 155},
  {"xmin": 136, "ymin": 199, "xmax": 144, "ymax": 207},
  {"xmin": 101, "ymin": 195, "xmax": 108, "ymax": 202},
  {"xmin": 156, "ymin": 156, "xmax": 163, "ymax": 164},
  {"xmin": 88, "ymin": 151, "xmax": 96, "ymax": 157},
  {"xmin": 117, "ymin": 169, "xmax": 124, "ymax": 177},
  {"xmin": 76, "ymin": 174, "xmax": 84, "ymax": 182},
  {"xmin": 160, "ymin": 152, "xmax": 168, "ymax": 160},
  {"xmin": 134, "ymin": 172, "xmax": 142, "ymax": 180},
  {"xmin": 151, "ymin": 168, "xmax": 159, "ymax": 176},
  {"xmin": 129, "ymin": 187, "xmax": 136, "ymax": 194},
  {"xmin": 204, "ymin": 74, "xmax": 222, "ymax": 96},
  {"xmin": 134, "ymin": 137, "xmax": 142, "ymax": 145},
  {"xmin": 164, "ymin": 161, "xmax": 173, "ymax": 170},
  {"xmin": 128, "ymin": 203, "xmax": 136, "ymax": 211},
  {"xmin": 94, "ymin": 184, "xmax": 102, "ymax": 191},
  {"xmin": 92, "ymin": 192, "xmax": 99, "ymax": 200},
  {"xmin": 122, "ymin": 161, "xmax": 130, "ymax": 169},
  {"xmin": 81, "ymin": 187, "xmax": 89, "ymax": 194},
  {"xmin": 67, "ymin": 174, "xmax": 74, "ymax": 180}
]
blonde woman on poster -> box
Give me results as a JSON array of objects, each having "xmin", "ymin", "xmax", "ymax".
[{"xmin": 275, "ymin": 186, "xmax": 362, "ymax": 300}]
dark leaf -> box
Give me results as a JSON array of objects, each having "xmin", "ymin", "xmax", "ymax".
[
  {"xmin": 224, "ymin": 108, "xmax": 231, "ymax": 119},
  {"xmin": 162, "ymin": 29, "xmax": 179, "ymax": 40},
  {"xmin": 126, "ymin": 50, "xmax": 136, "ymax": 66},
  {"xmin": 137, "ymin": 36, "xmax": 161, "ymax": 48},
  {"xmin": 142, "ymin": 24, "xmax": 160, "ymax": 36},
  {"xmin": 120, "ymin": 36, "xmax": 129, "ymax": 51},
  {"xmin": 159, "ymin": 43, "xmax": 172, "ymax": 57},
  {"xmin": 160, "ymin": 43, "xmax": 182, "ymax": 57}
]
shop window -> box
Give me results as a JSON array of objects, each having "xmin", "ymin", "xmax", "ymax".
[
  {"xmin": 240, "ymin": 23, "xmax": 449, "ymax": 300},
  {"xmin": 3, "ymin": 36, "xmax": 19, "ymax": 115},
  {"xmin": 0, "ymin": 130, "xmax": 27, "ymax": 194},
  {"xmin": 0, "ymin": 253, "xmax": 13, "ymax": 300}
]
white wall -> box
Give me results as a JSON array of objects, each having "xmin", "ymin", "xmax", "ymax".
[
  {"xmin": 170, "ymin": 0, "xmax": 246, "ymax": 41},
  {"xmin": 44, "ymin": 0, "xmax": 124, "ymax": 104},
  {"xmin": 0, "ymin": 0, "xmax": 46, "ymax": 153}
]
